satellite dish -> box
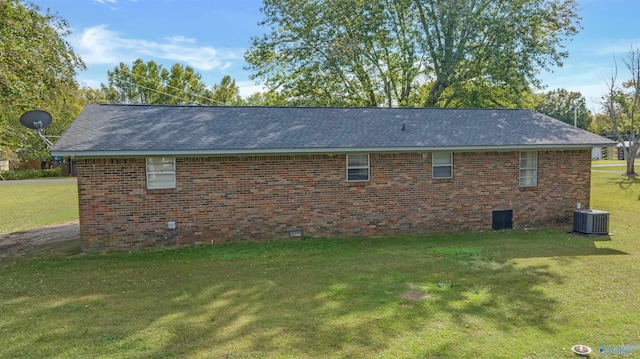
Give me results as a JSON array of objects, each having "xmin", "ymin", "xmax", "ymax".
[
  {"xmin": 19, "ymin": 110, "xmax": 54, "ymax": 148},
  {"xmin": 20, "ymin": 110, "xmax": 52, "ymax": 130}
]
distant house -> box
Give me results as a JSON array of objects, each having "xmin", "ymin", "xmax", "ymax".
[
  {"xmin": 52, "ymin": 105, "xmax": 614, "ymax": 251},
  {"xmin": 616, "ymin": 141, "xmax": 640, "ymax": 160}
]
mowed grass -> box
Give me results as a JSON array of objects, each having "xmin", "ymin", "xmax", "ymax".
[
  {"xmin": 0, "ymin": 173, "xmax": 639, "ymax": 358},
  {"xmin": 591, "ymin": 159, "xmax": 640, "ymax": 173},
  {"xmin": 594, "ymin": 166, "xmax": 638, "ymax": 172},
  {"xmin": 591, "ymin": 159, "xmax": 627, "ymax": 165},
  {"xmin": 0, "ymin": 181, "xmax": 78, "ymax": 234}
]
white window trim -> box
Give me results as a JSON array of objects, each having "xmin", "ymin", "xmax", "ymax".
[
  {"xmin": 146, "ymin": 157, "xmax": 176, "ymax": 189},
  {"xmin": 432, "ymin": 152, "xmax": 453, "ymax": 179},
  {"xmin": 519, "ymin": 151, "xmax": 538, "ymax": 187},
  {"xmin": 346, "ymin": 154, "xmax": 370, "ymax": 182}
]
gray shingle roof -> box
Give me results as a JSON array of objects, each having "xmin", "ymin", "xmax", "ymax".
[{"xmin": 51, "ymin": 104, "xmax": 615, "ymax": 157}]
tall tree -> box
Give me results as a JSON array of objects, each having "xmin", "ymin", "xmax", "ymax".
[
  {"xmin": 101, "ymin": 59, "xmax": 218, "ymax": 105},
  {"xmin": 101, "ymin": 60, "xmax": 163, "ymax": 104},
  {"xmin": 533, "ymin": 89, "xmax": 591, "ymax": 129},
  {"xmin": 245, "ymin": 90, "xmax": 289, "ymax": 106},
  {"xmin": 0, "ymin": 0, "xmax": 85, "ymax": 161},
  {"xmin": 603, "ymin": 48, "xmax": 640, "ymax": 175},
  {"xmin": 414, "ymin": 0, "xmax": 579, "ymax": 107},
  {"xmin": 245, "ymin": 0, "xmax": 580, "ymax": 108},
  {"xmin": 588, "ymin": 113, "xmax": 614, "ymax": 137},
  {"xmin": 246, "ymin": 0, "xmax": 423, "ymax": 107},
  {"xmin": 161, "ymin": 64, "xmax": 212, "ymax": 105},
  {"xmin": 211, "ymin": 76, "xmax": 244, "ymax": 105}
]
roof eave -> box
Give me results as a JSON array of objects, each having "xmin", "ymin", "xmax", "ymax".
[{"xmin": 51, "ymin": 144, "xmax": 610, "ymax": 158}]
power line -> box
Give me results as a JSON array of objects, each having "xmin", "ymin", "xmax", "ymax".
[
  {"xmin": 113, "ymin": 67, "xmax": 228, "ymax": 106},
  {"xmin": 118, "ymin": 69, "xmax": 222, "ymax": 105},
  {"xmin": 113, "ymin": 77, "xmax": 201, "ymax": 105}
]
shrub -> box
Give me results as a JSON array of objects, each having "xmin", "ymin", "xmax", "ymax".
[
  {"xmin": 42, "ymin": 168, "xmax": 62, "ymax": 177},
  {"xmin": 0, "ymin": 168, "xmax": 63, "ymax": 180}
]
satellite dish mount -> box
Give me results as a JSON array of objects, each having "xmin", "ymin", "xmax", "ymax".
[{"xmin": 19, "ymin": 110, "xmax": 54, "ymax": 148}]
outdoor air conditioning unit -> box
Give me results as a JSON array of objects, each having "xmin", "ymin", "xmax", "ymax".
[{"xmin": 573, "ymin": 209, "xmax": 609, "ymax": 235}]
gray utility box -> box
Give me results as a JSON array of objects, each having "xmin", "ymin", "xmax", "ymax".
[{"xmin": 573, "ymin": 209, "xmax": 609, "ymax": 235}]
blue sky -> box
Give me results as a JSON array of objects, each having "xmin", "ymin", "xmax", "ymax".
[{"xmin": 32, "ymin": 0, "xmax": 640, "ymax": 111}]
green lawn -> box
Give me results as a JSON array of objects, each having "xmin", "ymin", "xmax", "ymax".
[
  {"xmin": 0, "ymin": 173, "xmax": 639, "ymax": 358},
  {"xmin": 592, "ymin": 159, "xmax": 639, "ymax": 165},
  {"xmin": 591, "ymin": 159, "xmax": 639, "ymax": 173},
  {"xmin": 592, "ymin": 159, "xmax": 628, "ymax": 165},
  {"xmin": 0, "ymin": 181, "xmax": 78, "ymax": 234},
  {"xmin": 591, "ymin": 159, "xmax": 626, "ymax": 165},
  {"xmin": 594, "ymin": 166, "xmax": 635, "ymax": 172}
]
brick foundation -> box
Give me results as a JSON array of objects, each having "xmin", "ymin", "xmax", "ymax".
[{"xmin": 76, "ymin": 150, "xmax": 591, "ymax": 250}]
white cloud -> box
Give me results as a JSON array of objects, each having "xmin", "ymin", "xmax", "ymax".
[
  {"xmin": 93, "ymin": 0, "xmax": 117, "ymax": 4},
  {"xmin": 164, "ymin": 35, "xmax": 196, "ymax": 44},
  {"xmin": 594, "ymin": 40, "xmax": 640, "ymax": 56},
  {"xmin": 73, "ymin": 25, "xmax": 121, "ymax": 64},
  {"xmin": 71, "ymin": 25, "xmax": 245, "ymax": 71},
  {"xmin": 236, "ymin": 81, "xmax": 265, "ymax": 98},
  {"xmin": 77, "ymin": 77, "xmax": 102, "ymax": 89}
]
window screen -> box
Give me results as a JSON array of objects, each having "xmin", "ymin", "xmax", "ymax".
[
  {"xmin": 347, "ymin": 154, "xmax": 370, "ymax": 182},
  {"xmin": 519, "ymin": 151, "xmax": 537, "ymax": 187},
  {"xmin": 432, "ymin": 152, "xmax": 453, "ymax": 179},
  {"xmin": 146, "ymin": 157, "xmax": 176, "ymax": 189}
]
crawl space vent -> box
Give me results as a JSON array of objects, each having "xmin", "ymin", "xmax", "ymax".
[{"xmin": 492, "ymin": 210, "xmax": 513, "ymax": 230}]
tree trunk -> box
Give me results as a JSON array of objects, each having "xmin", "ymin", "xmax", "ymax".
[
  {"xmin": 424, "ymin": 79, "xmax": 447, "ymax": 107},
  {"xmin": 626, "ymin": 145, "xmax": 638, "ymax": 175},
  {"xmin": 626, "ymin": 157, "xmax": 636, "ymax": 175}
]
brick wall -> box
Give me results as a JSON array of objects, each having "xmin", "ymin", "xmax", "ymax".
[{"xmin": 76, "ymin": 150, "xmax": 591, "ymax": 250}]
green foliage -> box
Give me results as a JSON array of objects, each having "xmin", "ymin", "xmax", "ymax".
[
  {"xmin": 0, "ymin": 0, "xmax": 84, "ymax": 110},
  {"xmin": 211, "ymin": 75, "xmax": 244, "ymax": 105},
  {"xmin": 444, "ymin": 80, "xmax": 537, "ymax": 109},
  {"xmin": 244, "ymin": 90, "xmax": 289, "ymax": 106},
  {"xmin": 0, "ymin": 168, "xmax": 62, "ymax": 180},
  {"xmin": 42, "ymin": 168, "xmax": 62, "ymax": 177},
  {"xmin": 0, "ymin": 0, "xmax": 86, "ymax": 161},
  {"xmin": 246, "ymin": 0, "xmax": 581, "ymax": 108},
  {"xmin": 587, "ymin": 113, "xmax": 614, "ymax": 136},
  {"xmin": 102, "ymin": 59, "xmax": 200, "ymax": 104},
  {"xmin": 532, "ymin": 88, "xmax": 591, "ymax": 129},
  {"xmin": 162, "ymin": 62, "xmax": 210, "ymax": 105},
  {"xmin": 101, "ymin": 59, "xmax": 244, "ymax": 106},
  {"xmin": 246, "ymin": 0, "xmax": 423, "ymax": 107}
]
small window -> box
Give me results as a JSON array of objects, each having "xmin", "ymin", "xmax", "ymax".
[
  {"xmin": 519, "ymin": 151, "xmax": 537, "ymax": 187},
  {"xmin": 346, "ymin": 154, "xmax": 370, "ymax": 182},
  {"xmin": 146, "ymin": 157, "xmax": 176, "ymax": 189},
  {"xmin": 432, "ymin": 152, "xmax": 453, "ymax": 179}
]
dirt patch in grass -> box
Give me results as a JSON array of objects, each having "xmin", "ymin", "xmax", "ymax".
[
  {"xmin": 0, "ymin": 220, "xmax": 80, "ymax": 259},
  {"xmin": 400, "ymin": 289, "xmax": 429, "ymax": 301}
]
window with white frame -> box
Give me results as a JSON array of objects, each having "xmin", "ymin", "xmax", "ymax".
[
  {"xmin": 346, "ymin": 154, "xmax": 370, "ymax": 182},
  {"xmin": 519, "ymin": 151, "xmax": 537, "ymax": 187},
  {"xmin": 432, "ymin": 152, "xmax": 453, "ymax": 179},
  {"xmin": 146, "ymin": 157, "xmax": 176, "ymax": 189}
]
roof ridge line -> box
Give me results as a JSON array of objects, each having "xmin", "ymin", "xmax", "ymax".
[{"xmin": 94, "ymin": 103, "xmax": 530, "ymax": 111}]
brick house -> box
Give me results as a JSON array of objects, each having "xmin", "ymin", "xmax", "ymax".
[{"xmin": 52, "ymin": 104, "xmax": 614, "ymax": 251}]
